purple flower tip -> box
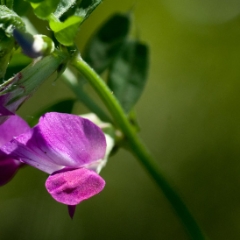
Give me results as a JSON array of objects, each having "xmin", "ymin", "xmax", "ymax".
[
  {"xmin": 45, "ymin": 168, "xmax": 105, "ymax": 205},
  {"xmin": 68, "ymin": 205, "xmax": 77, "ymax": 219}
]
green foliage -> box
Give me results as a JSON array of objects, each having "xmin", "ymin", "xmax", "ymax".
[
  {"xmin": 0, "ymin": 5, "xmax": 25, "ymax": 80},
  {"xmin": 84, "ymin": 13, "xmax": 131, "ymax": 73},
  {"xmin": 13, "ymin": 0, "xmax": 30, "ymax": 16},
  {"xmin": 108, "ymin": 40, "xmax": 149, "ymax": 113},
  {"xmin": 29, "ymin": 0, "xmax": 60, "ymax": 19},
  {"xmin": 26, "ymin": 0, "xmax": 102, "ymax": 46},
  {"xmin": 83, "ymin": 12, "xmax": 149, "ymax": 114},
  {"xmin": 1, "ymin": 0, "xmax": 13, "ymax": 9},
  {"xmin": 49, "ymin": 15, "xmax": 83, "ymax": 46},
  {"xmin": 0, "ymin": 5, "xmax": 25, "ymax": 36}
]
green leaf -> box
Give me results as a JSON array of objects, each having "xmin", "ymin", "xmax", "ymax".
[
  {"xmin": 13, "ymin": 0, "xmax": 30, "ymax": 16},
  {"xmin": 29, "ymin": 0, "xmax": 60, "ymax": 19},
  {"xmin": 1, "ymin": 0, "xmax": 14, "ymax": 9},
  {"xmin": 53, "ymin": 0, "xmax": 76, "ymax": 19},
  {"xmin": 49, "ymin": 15, "xmax": 83, "ymax": 46},
  {"xmin": 0, "ymin": 30, "xmax": 14, "ymax": 80},
  {"xmin": 107, "ymin": 40, "xmax": 149, "ymax": 113},
  {"xmin": 26, "ymin": 0, "xmax": 102, "ymax": 46},
  {"xmin": 83, "ymin": 13, "xmax": 130, "ymax": 73},
  {"xmin": 25, "ymin": 0, "xmax": 44, "ymax": 3},
  {"xmin": 0, "ymin": 5, "xmax": 25, "ymax": 80},
  {"xmin": 73, "ymin": 0, "xmax": 102, "ymax": 20},
  {"xmin": 28, "ymin": 99, "xmax": 75, "ymax": 126},
  {"xmin": 0, "ymin": 5, "xmax": 25, "ymax": 36}
]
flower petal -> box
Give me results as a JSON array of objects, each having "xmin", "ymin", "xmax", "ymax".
[
  {"xmin": 0, "ymin": 105, "xmax": 14, "ymax": 124},
  {"xmin": 2, "ymin": 112, "xmax": 106, "ymax": 174},
  {"xmin": 45, "ymin": 168, "xmax": 105, "ymax": 205},
  {"xmin": 0, "ymin": 115, "xmax": 30, "ymax": 147},
  {"xmin": 0, "ymin": 152, "xmax": 21, "ymax": 186}
]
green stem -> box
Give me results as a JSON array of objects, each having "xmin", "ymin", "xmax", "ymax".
[
  {"xmin": 71, "ymin": 55, "xmax": 206, "ymax": 240},
  {"xmin": 62, "ymin": 68, "xmax": 112, "ymax": 123}
]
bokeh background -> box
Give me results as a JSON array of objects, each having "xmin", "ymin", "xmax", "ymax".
[{"xmin": 1, "ymin": 0, "xmax": 240, "ymax": 239}]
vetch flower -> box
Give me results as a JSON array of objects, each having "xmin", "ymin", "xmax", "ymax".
[
  {"xmin": 0, "ymin": 114, "xmax": 30, "ymax": 186},
  {"xmin": 1, "ymin": 112, "xmax": 107, "ymax": 216}
]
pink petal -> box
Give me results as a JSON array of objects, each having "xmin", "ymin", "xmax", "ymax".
[
  {"xmin": 0, "ymin": 115, "xmax": 30, "ymax": 147},
  {"xmin": 0, "ymin": 106, "xmax": 14, "ymax": 124},
  {"xmin": 0, "ymin": 153, "xmax": 21, "ymax": 186},
  {"xmin": 3, "ymin": 112, "xmax": 106, "ymax": 174},
  {"xmin": 45, "ymin": 168, "xmax": 105, "ymax": 205}
]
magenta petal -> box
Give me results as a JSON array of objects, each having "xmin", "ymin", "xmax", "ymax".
[
  {"xmin": 0, "ymin": 153, "xmax": 21, "ymax": 186},
  {"xmin": 0, "ymin": 115, "xmax": 30, "ymax": 146},
  {"xmin": 0, "ymin": 106, "xmax": 14, "ymax": 124},
  {"xmin": 3, "ymin": 112, "xmax": 106, "ymax": 173},
  {"xmin": 34, "ymin": 112, "xmax": 106, "ymax": 166},
  {"xmin": 45, "ymin": 168, "xmax": 105, "ymax": 205}
]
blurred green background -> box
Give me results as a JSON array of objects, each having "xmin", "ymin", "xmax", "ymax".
[{"xmin": 1, "ymin": 0, "xmax": 240, "ymax": 239}]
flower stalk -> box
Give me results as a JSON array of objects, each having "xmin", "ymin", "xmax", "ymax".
[{"xmin": 70, "ymin": 54, "xmax": 206, "ymax": 240}]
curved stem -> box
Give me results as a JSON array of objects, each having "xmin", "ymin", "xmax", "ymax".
[{"xmin": 71, "ymin": 55, "xmax": 206, "ymax": 240}]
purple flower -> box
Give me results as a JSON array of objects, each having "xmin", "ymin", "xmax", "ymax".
[
  {"xmin": 0, "ymin": 115, "xmax": 30, "ymax": 186},
  {"xmin": 1, "ymin": 112, "xmax": 106, "ymax": 214}
]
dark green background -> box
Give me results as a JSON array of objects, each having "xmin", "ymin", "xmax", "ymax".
[{"xmin": 1, "ymin": 0, "xmax": 240, "ymax": 239}]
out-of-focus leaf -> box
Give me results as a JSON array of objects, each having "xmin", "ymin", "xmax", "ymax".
[
  {"xmin": 108, "ymin": 40, "xmax": 149, "ymax": 113},
  {"xmin": 28, "ymin": 99, "xmax": 75, "ymax": 126},
  {"xmin": 29, "ymin": 0, "xmax": 60, "ymax": 19},
  {"xmin": 1, "ymin": 0, "xmax": 13, "ymax": 9},
  {"xmin": 26, "ymin": 0, "xmax": 102, "ymax": 46},
  {"xmin": 13, "ymin": 0, "xmax": 30, "ymax": 16},
  {"xmin": 59, "ymin": 0, "xmax": 101, "ymax": 22},
  {"xmin": 83, "ymin": 13, "xmax": 130, "ymax": 73},
  {"xmin": 53, "ymin": 0, "xmax": 76, "ymax": 19},
  {"xmin": 0, "ymin": 5, "xmax": 25, "ymax": 80},
  {"xmin": 49, "ymin": 15, "xmax": 83, "ymax": 46},
  {"xmin": 73, "ymin": 0, "xmax": 101, "ymax": 21},
  {"xmin": 25, "ymin": 0, "xmax": 44, "ymax": 3},
  {"xmin": 0, "ymin": 30, "xmax": 14, "ymax": 80},
  {"xmin": 0, "ymin": 5, "xmax": 25, "ymax": 36}
]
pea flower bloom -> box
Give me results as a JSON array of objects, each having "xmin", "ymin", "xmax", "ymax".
[
  {"xmin": 0, "ymin": 114, "xmax": 30, "ymax": 186},
  {"xmin": 1, "ymin": 112, "xmax": 107, "ymax": 214}
]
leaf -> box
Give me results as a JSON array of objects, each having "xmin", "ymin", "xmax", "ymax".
[
  {"xmin": 83, "ymin": 13, "xmax": 131, "ymax": 73},
  {"xmin": 26, "ymin": 0, "xmax": 102, "ymax": 46},
  {"xmin": 107, "ymin": 40, "xmax": 149, "ymax": 113},
  {"xmin": 53, "ymin": 0, "xmax": 76, "ymax": 19},
  {"xmin": 28, "ymin": 99, "xmax": 76, "ymax": 126},
  {"xmin": 0, "ymin": 5, "xmax": 25, "ymax": 36},
  {"xmin": 0, "ymin": 30, "xmax": 14, "ymax": 80},
  {"xmin": 50, "ymin": 0, "xmax": 102, "ymax": 46},
  {"xmin": 73, "ymin": 0, "xmax": 102, "ymax": 21},
  {"xmin": 29, "ymin": 0, "xmax": 60, "ymax": 19},
  {"xmin": 13, "ymin": 0, "xmax": 30, "ymax": 16},
  {"xmin": 49, "ymin": 15, "xmax": 83, "ymax": 46},
  {"xmin": 1, "ymin": 0, "xmax": 14, "ymax": 9},
  {"xmin": 0, "ymin": 5, "xmax": 25, "ymax": 80}
]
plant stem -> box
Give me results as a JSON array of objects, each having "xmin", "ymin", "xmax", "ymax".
[
  {"xmin": 71, "ymin": 55, "xmax": 206, "ymax": 240},
  {"xmin": 62, "ymin": 68, "xmax": 112, "ymax": 123}
]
